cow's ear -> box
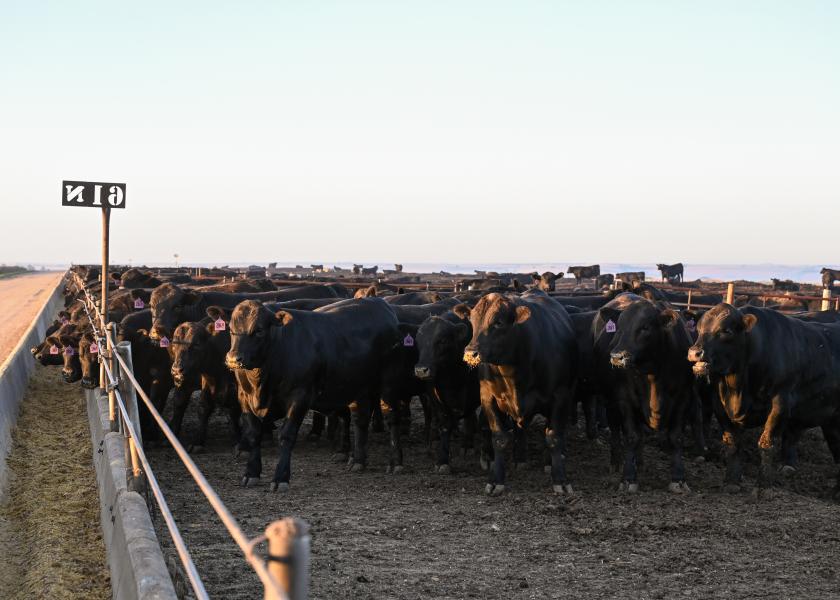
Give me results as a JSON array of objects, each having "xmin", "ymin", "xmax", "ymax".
[
  {"xmin": 531, "ymin": 272, "xmax": 541, "ymax": 282},
  {"xmin": 598, "ymin": 307, "xmax": 621, "ymax": 326},
  {"xmin": 110, "ymin": 272, "xmax": 122, "ymax": 281},
  {"xmin": 46, "ymin": 335, "xmax": 60, "ymax": 347},
  {"xmin": 206, "ymin": 305, "xmax": 225, "ymax": 320},
  {"xmin": 183, "ymin": 290, "xmax": 202, "ymax": 304},
  {"xmin": 659, "ymin": 308, "xmax": 679, "ymax": 329},
  {"xmin": 357, "ymin": 285, "xmax": 376, "ymax": 298},
  {"xmin": 275, "ymin": 310, "xmax": 294, "ymax": 326},
  {"xmin": 742, "ymin": 313, "xmax": 757, "ymax": 332},
  {"xmin": 454, "ymin": 322, "xmax": 470, "ymax": 344},
  {"xmin": 452, "ymin": 303, "xmax": 471, "ymax": 321},
  {"xmin": 514, "ymin": 305, "xmax": 531, "ymax": 324}
]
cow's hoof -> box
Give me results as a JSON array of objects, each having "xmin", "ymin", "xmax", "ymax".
[
  {"xmin": 543, "ymin": 465, "xmax": 551, "ymax": 474},
  {"xmin": 330, "ymin": 452, "xmax": 349, "ymax": 463},
  {"xmin": 779, "ymin": 465, "xmax": 797, "ymax": 477},
  {"xmin": 553, "ymin": 484, "xmax": 574, "ymax": 495},
  {"xmin": 436, "ymin": 464, "xmax": 451, "ymax": 475},
  {"xmin": 485, "ymin": 483, "xmax": 505, "ymax": 496},
  {"xmin": 240, "ymin": 476, "xmax": 260, "ymax": 487},
  {"xmin": 479, "ymin": 456, "xmax": 490, "ymax": 471},
  {"xmin": 723, "ymin": 483, "xmax": 742, "ymax": 494},
  {"xmin": 350, "ymin": 462, "xmax": 365, "ymax": 473},
  {"xmin": 270, "ymin": 481, "xmax": 290, "ymax": 493},
  {"xmin": 619, "ymin": 482, "xmax": 639, "ymax": 494},
  {"xmin": 188, "ymin": 444, "xmax": 205, "ymax": 454},
  {"xmin": 668, "ymin": 481, "xmax": 691, "ymax": 494}
]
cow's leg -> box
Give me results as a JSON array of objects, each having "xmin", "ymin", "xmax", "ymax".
[
  {"xmin": 757, "ymin": 394, "xmax": 786, "ymax": 489},
  {"xmin": 382, "ymin": 398, "xmax": 404, "ymax": 474},
  {"xmin": 779, "ymin": 427, "xmax": 803, "ymax": 475},
  {"xmin": 308, "ymin": 411, "xmax": 325, "ymax": 441},
  {"xmin": 667, "ymin": 403, "xmax": 690, "ymax": 494},
  {"xmin": 420, "ymin": 394, "xmax": 433, "ymax": 448},
  {"xmin": 435, "ymin": 412, "xmax": 456, "ymax": 473},
  {"xmin": 168, "ymin": 386, "xmax": 191, "ymax": 436},
  {"xmin": 400, "ymin": 397, "xmax": 412, "ymax": 436},
  {"xmin": 350, "ymin": 396, "xmax": 373, "ymax": 471},
  {"xmin": 820, "ymin": 422, "xmax": 840, "ymax": 499},
  {"xmin": 462, "ymin": 408, "xmax": 477, "ymax": 456},
  {"xmin": 619, "ymin": 401, "xmax": 641, "ymax": 492},
  {"xmin": 547, "ymin": 392, "xmax": 573, "ymax": 494},
  {"xmin": 689, "ymin": 388, "xmax": 708, "ymax": 458},
  {"xmin": 721, "ymin": 427, "xmax": 745, "ymax": 492},
  {"xmin": 480, "ymin": 385, "xmax": 508, "ymax": 495},
  {"xmin": 582, "ymin": 393, "xmax": 597, "ymax": 441},
  {"xmin": 240, "ymin": 412, "xmax": 263, "ymax": 486},
  {"xmin": 370, "ymin": 400, "xmax": 385, "ymax": 433},
  {"xmin": 189, "ymin": 386, "xmax": 214, "ymax": 453},
  {"xmin": 226, "ymin": 393, "xmax": 243, "ymax": 452},
  {"xmin": 477, "ymin": 410, "xmax": 492, "ymax": 471},
  {"xmin": 606, "ymin": 402, "xmax": 623, "ymax": 472},
  {"xmin": 326, "ymin": 412, "xmax": 339, "ymax": 443},
  {"xmin": 512, "ymin": 425, "xmax": 527, "ymax": 469},
  {"xmin": 331, "ymin": 408, "xmax": 351, "ymax": 462},
  {"xmin": 270, "ymin": 390, "xmax": 309, "ymax": 492}
]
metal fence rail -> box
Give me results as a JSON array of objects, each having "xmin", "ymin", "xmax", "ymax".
[{"xmin": 71, "ymin": 273, "xmax": 308, "ymax": 600}]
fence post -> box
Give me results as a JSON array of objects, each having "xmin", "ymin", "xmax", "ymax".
[
  {"xmin": 115, "ymin": 341, "xmax": 142, "ymax": 447},
  {"xmin": 265, "ymin": 518, "xmax": 310, "ymax": 600},
  {"xmin": 106, "ymin": 322, "xmax": 119, "ymax": 432},
  {"xmin": 686, "ymin": 289, "xmax": 693, "ymax": 311},
  {"xmin": 725, "ymin": 282, "xmax": 735, "ymax": 305},
  {"xmin": 822, "ymin": 288, "xmax": 832, "ymax": 311}
]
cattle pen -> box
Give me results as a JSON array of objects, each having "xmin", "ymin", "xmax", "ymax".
[{"xmin": 30, "ymin": 266, "xmax": 838, "ymax": 599}]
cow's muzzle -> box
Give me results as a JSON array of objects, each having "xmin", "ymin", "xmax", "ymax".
[
  {"xmin": 610, "ymin": 351, "xmax": 632, "ymax": 369},
  {"xmin": 225, "ymin": 355, "xmax": 245, "ymax": 370},
  {"xmin": 463, "ymin": 349, "xmax": 481, "ymax": 368},
  {"xmin": 414, "ymin": 366, "xmax": 432, "ymax": 380},
  {"xmin": 81, "ymin": 376, "xmax": 97, "ymax": 389}
]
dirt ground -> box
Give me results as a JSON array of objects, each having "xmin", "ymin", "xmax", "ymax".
[
  {"xmin": 0, "ymin": 271, "xmax": 64, "ymax": 365},
  {"xmin": 0, "ymin": 364, "xmax": 110, "ymax": 599},
  {"xmin": 148, "ymin": 399, "xmax": 840, "ymax": 600}
]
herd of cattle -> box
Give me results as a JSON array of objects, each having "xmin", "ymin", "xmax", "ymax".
[{"xmin": 31, "ymin": 265, "xmax": 840, "ymax": 499}]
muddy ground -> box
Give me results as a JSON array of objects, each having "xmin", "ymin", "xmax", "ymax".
[{"xmin": 147, "ymin": 398, "xmax": 840, "ymax": 600}]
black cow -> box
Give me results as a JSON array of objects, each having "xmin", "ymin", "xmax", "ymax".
[
  {"xmin": 113, "ymin": 268, "xmax": 163, "ymax": 289},
  {"xmin": 362, "ymin": 265, "xmax": 379, "ymax": 276},
  {"xmin": 595, "ymin": 274, "xmax": 615, "ymax": 289},
  {"xmin": 352, "ymin": 264, "xmax": 363, "ymax": 274},
  {"xmin": 147, "ymin": 282, "xmax": 340, "ymax": 341},
  {"xmin": 531, "ymin": 271, "xmax": 563, "ymax": 292},
  {"xmin": 225, "ymin": 298, "xmax": 401, "ymax": 491},
  {"xmin": 168, "ymin": 311, "xmax": 239, "ymax": 452},
  {"xmin": 567, "ymin": 265, "xmax": 600, "ymax": 284},
  {"xmin": 385, "ymin": 291, "xmax": 446, "ymax": 306},
  {"xmin": 821, "ymin": 268, "xmax": 840, "ymax": 289},
  {"xmin": 688, "ymin": 304, "xmax": 840, "ymax": 496},
  {"xmin": 461, "ymin": 290, "xmax": 577, "ymax": 495},
  {"xmin": 656, "ymin": 263, "xmax": 684, "ymax": 283},
  {"xmin": 771, "ymin": 278, "xmax": 800, "ymax": 292},
  {"xmin": 414, "ymin": 311, "xmax": 483, "ymax": 472},
  {"xmin": 596, "ymin": 296, "xmax": 696, "ymax": 493}
]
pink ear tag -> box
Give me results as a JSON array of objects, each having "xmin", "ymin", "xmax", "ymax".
[
  {"xmin": 49, "ymin": 345, "xmax": 60, "ymax": 355},
  {"xmin": 403, "ymin": 334, "xmax": 414, "ymax": 347},
  {"xmin": 64, "ymin": 346, "xmax": 75, "ymax": 356},
  {"xmin": 159, "ymin": 336, "xmax": 170, "ymax": 348},
  {"xmin": 134, "ymin": 298, "xmax": 145, "ymax": 309},
  {"xmin": 214, "ymin": 318, "xmax": 226, "ymax": 331},
  {"xmin": 90, "ymin": 342, "xmax": 99, "ymax": 354},
  {"xmin": 605, "ymin": 320, "xmax": 616, "ymax": 333}
]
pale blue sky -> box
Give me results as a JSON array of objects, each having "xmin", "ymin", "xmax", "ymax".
[{"xmin": 1, "ymin": 1, "xmax": 838, "ymax": 266}]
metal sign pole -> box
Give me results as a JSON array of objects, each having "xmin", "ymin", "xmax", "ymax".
[{"xmin": 102, "ymin": 205, "xmax": 111, "ymax": 326}]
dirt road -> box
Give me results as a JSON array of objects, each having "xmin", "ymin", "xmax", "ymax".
[
  {"xmin": 0, "ymin": 271, "xmax": 64, "ymax": 365},
  {"xmin": 149, "ymin": 403, "xmax": 840, "ymax": 600}
]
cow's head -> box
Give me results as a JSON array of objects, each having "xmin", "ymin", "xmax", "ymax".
[
  {"xmin": 531, "ymin": 271, "xmax": 562, "ymax": 292},
  {"xmin": 602, "ymin": 301, "xmax": 679, "ymax": 372},
  {"xmin": 46, "ymin": 332, "xmax": 82, "ymax": 383},
  {"xmin": 461, "ymin": 294, "xmax": 530, "ymax": 367},
  {"xmin": 170, "ymin": 321, "xmax": 209, "ymax": 387},
  {"xmin": 414, "ymin": 314, "xmax": 471, "ymax": 380},
  {"xmin": 687, "ymin": 304, "xmax": 756, "ymax": 378},
  {"xmin": 149, "ymin": 283, "xmax": 201, "ymax": 341},
  {"xmin": 77, "ymin": 332, "xmax": 100, "ymax": 389},
  {"xmin": 225, "ymin": 300, "xmax": 279, "ymax": 370}
]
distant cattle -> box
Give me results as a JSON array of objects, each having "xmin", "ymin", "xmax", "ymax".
[
  {"xmin": 353, "ymin": 264, "xmax": 363, "ymax": 274},
  {"xmin": 567, "ymin": 265, "xmax": 600, "ymax": 284},
  {"xmin": 362, "ymin": 265, "xmax": 379, "ymax": 276},
  {"xmin": 656, "ymin": 263, "xmax": 684, "ymax": 283},
  {"xmin": 616, "ymin": 271, "xmax": 645, "ymax": 284},
  {"xmin": 771, "ymin": 278, "xmax": 800, "ymax": 292},
  {"xmin": 595, "ymin": 274, "xmax": 614, "ymax": 289},
  {"xmin": 394, "ymin": 264, "xmax": 403, "ymax": 273},
  {"xmin": 310, "ymin": 264, "xmax": 324, "ymax": 272},
  {"xmin": 530, "ymin": 271, "xmax": 562, "ymax": 292},
  {"xmin": 821, "ymin": 268, "xmax": 840, "ymax": 289}
]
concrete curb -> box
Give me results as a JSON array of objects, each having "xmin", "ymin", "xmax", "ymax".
[
  {"xmin": 86, "ymin": 388, "xmax": 178, "ymax": 600},
  {"xmin": 0, "ymin": 272, "xmax": 67, "ymax": 497}
]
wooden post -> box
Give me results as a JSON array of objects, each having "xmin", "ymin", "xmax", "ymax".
[
  {"xmin": 115, "ymin": 341, "xmax": 142, "ymax": 447},
  {"xmin": 265, "ymin": 518, "xmax": 310, "ymax": 600},
  {"xmin": 725, "ymin": 282, "xmax": 735, "ymax": 305},
  {"xmin": 106, "ymin": 322, "xmax": 118, "ymax": 432},
  {"xmin": 101, "ymin": 206, "xmax": 110, "ymax": 327},
  {"xmin": 822, "ymin": 288, "xmax": 832, "ymax": 311},
  {"xmin": 686, "ymin": 289, "xmax": 693, "ymax": 311}
]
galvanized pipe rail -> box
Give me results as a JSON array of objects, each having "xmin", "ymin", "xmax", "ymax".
[{"xmin": 72, "ymin": 273, "xmax": 308, "ymax": 600}]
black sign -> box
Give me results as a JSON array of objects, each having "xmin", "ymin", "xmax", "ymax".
[{"xmin": 62, "ymin": 180, "xmax": 126, "ymax": 208}]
